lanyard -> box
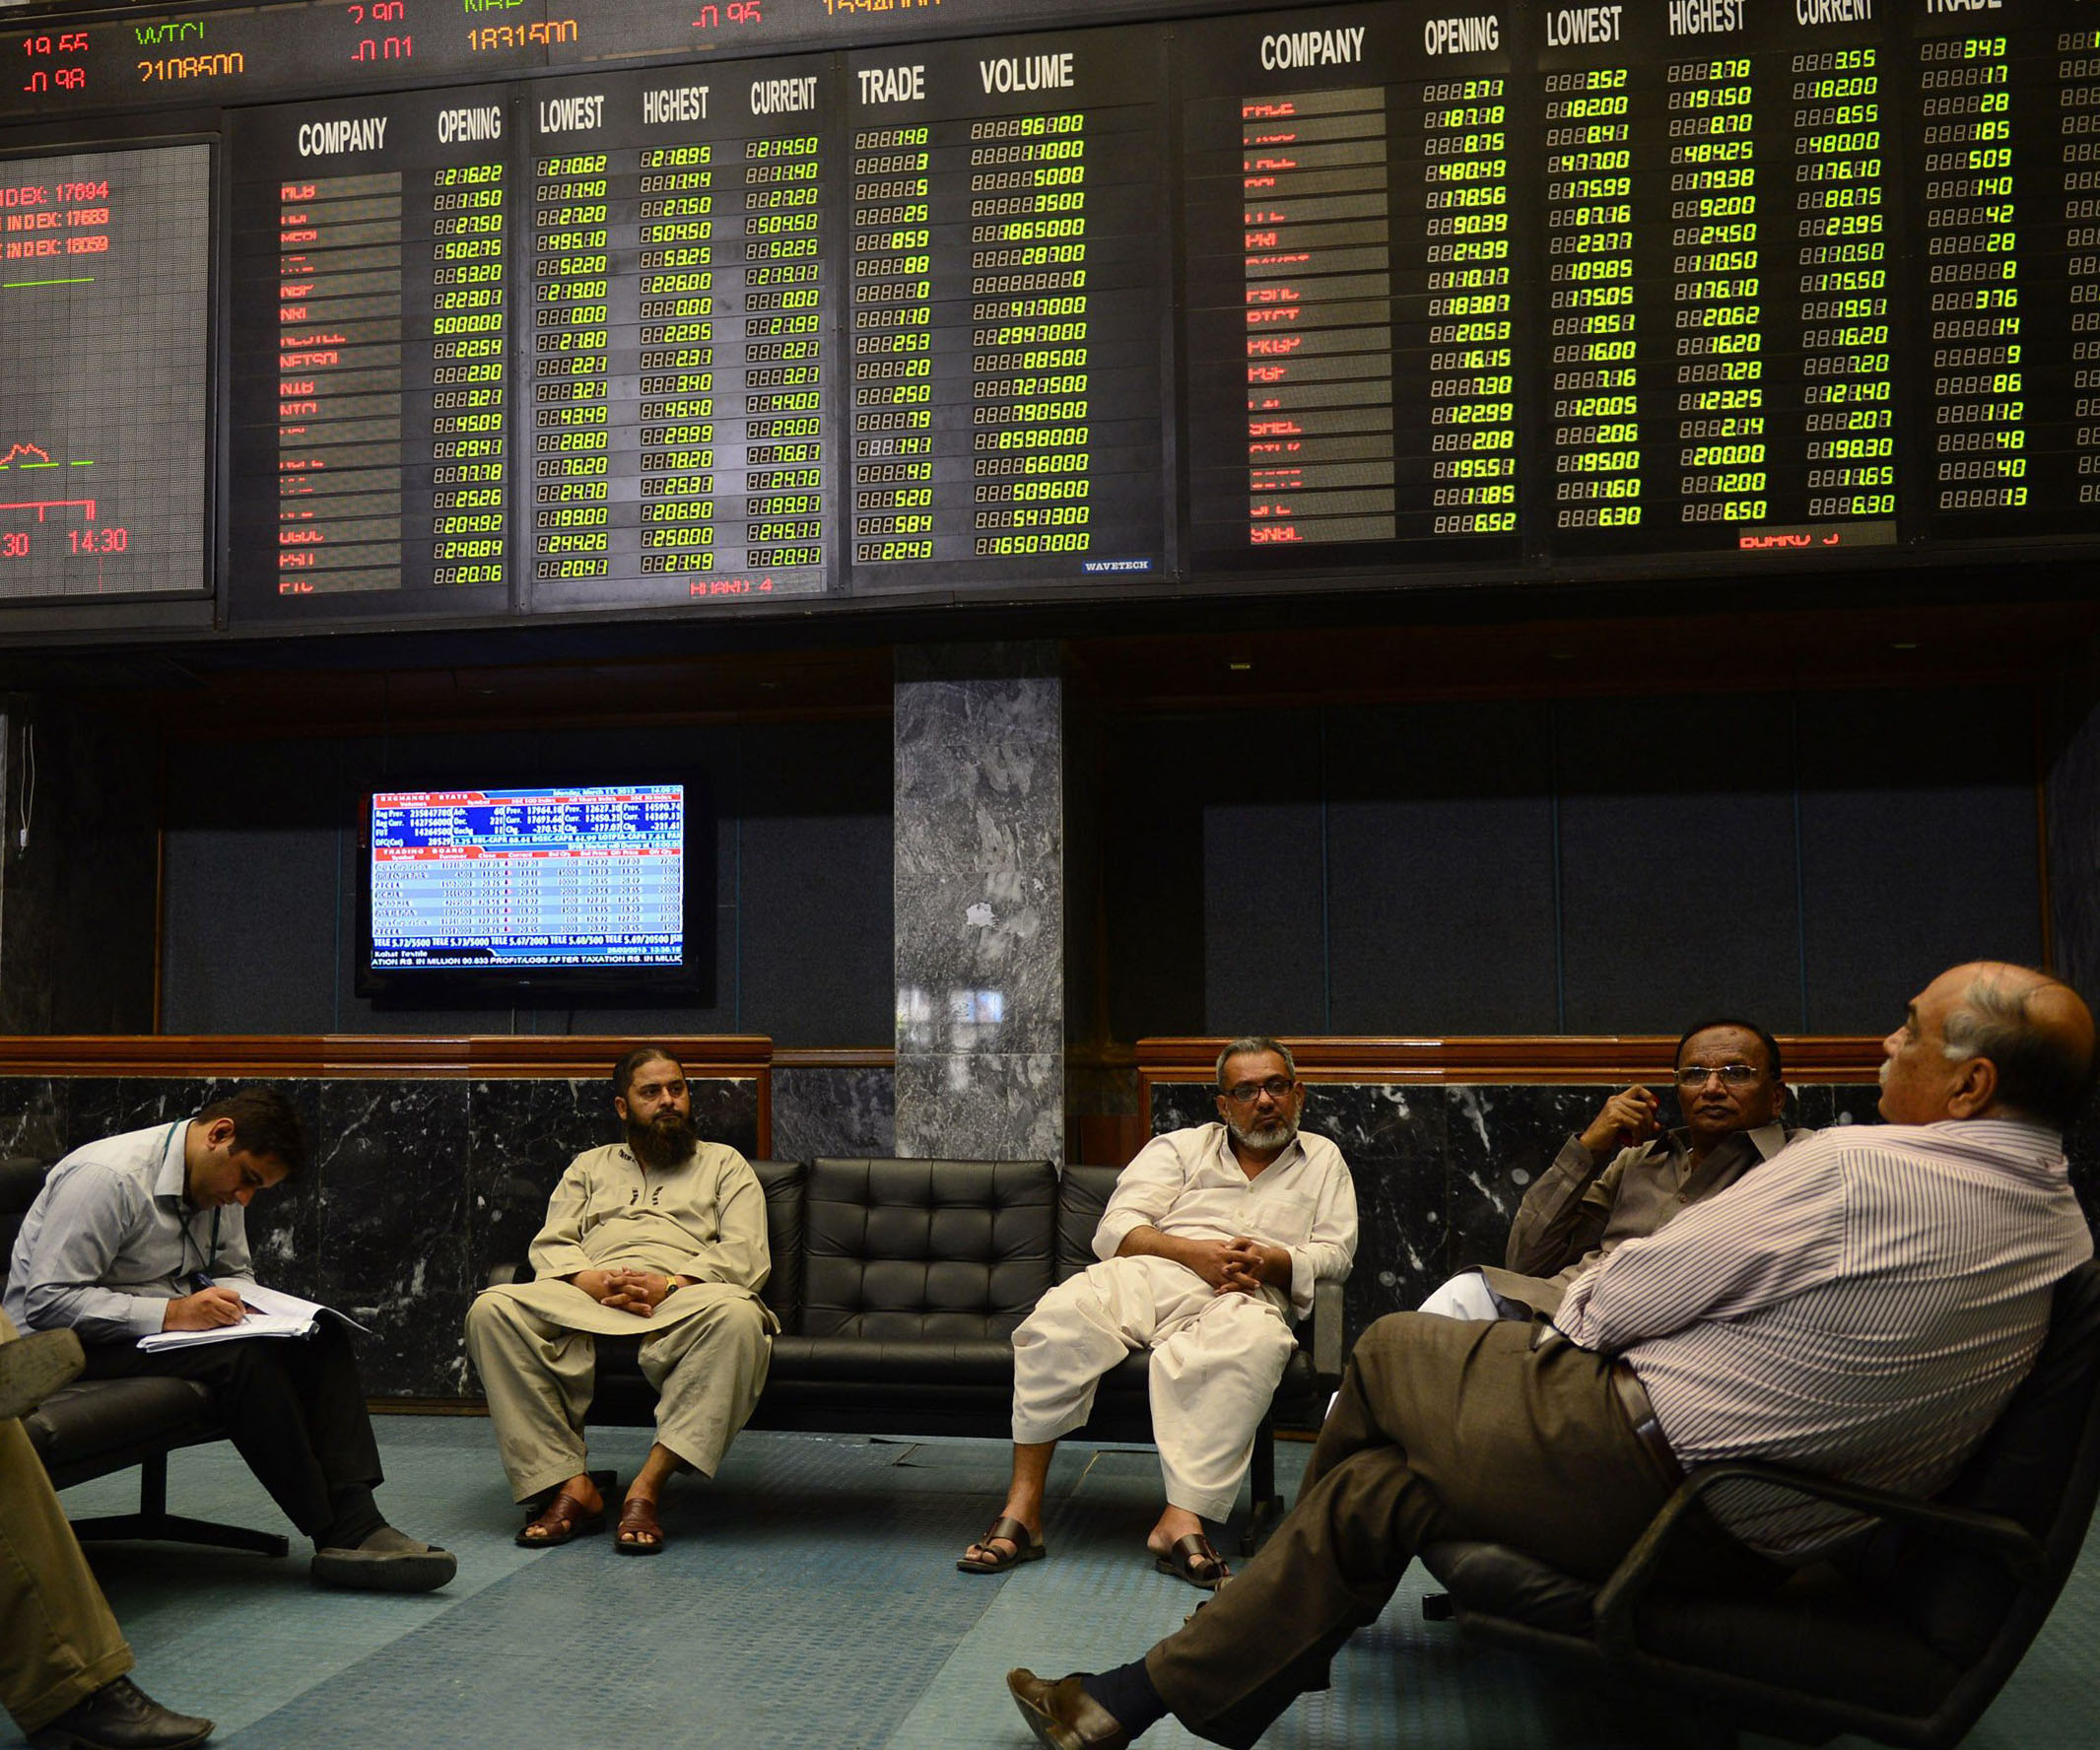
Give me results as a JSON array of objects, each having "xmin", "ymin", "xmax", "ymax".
[{"xmin": 170, "ymin": 1119, "xmax": 221, "ymax": 1284}]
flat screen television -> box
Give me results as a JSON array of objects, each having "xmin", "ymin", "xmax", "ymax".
[{"xmin": 355, "ymin": 780, "xmax": 708, "ymax": 1006}]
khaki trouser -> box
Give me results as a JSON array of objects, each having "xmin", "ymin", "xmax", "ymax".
[
  {"xmin": 464, "ymin": 1285, "xmax": 772, "ymax": 1502},
  {"xmin": 0, "ymin": 1311, "xmax": 132, "ymax": 1734},
  {"xmin": 1146, "ymin": 1313, "xmax": 1687, "ymax": 1748}
]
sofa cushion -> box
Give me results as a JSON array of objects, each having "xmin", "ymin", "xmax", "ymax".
[
  {"xmin": 802, "ymin": 1159, "xmax": 1055, "ymax": 1339},
  {"xmin": 1056, "ymin": 1164, "xmax": 1118, "ymax": 1283},
  {"xmin": 769, "ymin": 1335, "xmax": 1019, "ymax": 1384},
  {"xmin": 750, "ymin": 1159, "xmax": 807, "ymax": 1329}
]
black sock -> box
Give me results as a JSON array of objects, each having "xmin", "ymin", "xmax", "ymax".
[
  {"xmin": 319, "ymin": 1485, "xmax": 384, "ymax": 1550},
  {"xmin": 1080, "ymin": 1660, "xmax": 1168, "ymax": 1737}
]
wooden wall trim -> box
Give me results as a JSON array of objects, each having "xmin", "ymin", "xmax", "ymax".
[
  {"xmin": 1137, "ymin": 1036, "xmax": 1888, "ymax": 1088},
  {"xmin": 0, "ymin": 1035, "xmax": 774, "ymax": 1079},
  {"xmin": 771, "ymin": 1047, "xmax": 896, "ymax": 1068}
]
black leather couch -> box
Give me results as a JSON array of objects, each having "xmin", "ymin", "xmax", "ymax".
[
  {"xmin": 499, "ymin": 1156, "xmax": 1343, "ymax": 1541},
  {"xmin": 0, "ymin": 1154, "xmax": 289, "ymax": 1555}
]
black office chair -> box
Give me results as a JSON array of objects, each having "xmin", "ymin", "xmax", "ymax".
[{"xmin": 1418, "ymin": 1260, "xmax": 2100, "ymax": 1748}]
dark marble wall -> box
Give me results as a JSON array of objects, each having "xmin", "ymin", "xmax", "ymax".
[
  {"xmin": 770, "ymin": 1064, "xmax": 896, "ymax": 1162},
  {"xmin": 0, "ymin": 1074, "xmax": 759, "ymax": 1398},
  {"xmin": 1150, "ymin": 1080, "xmax": 2076, "ymax": 1347}
]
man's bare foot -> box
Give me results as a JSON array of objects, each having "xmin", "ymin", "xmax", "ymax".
[{"xmin": 1144, "ymin": 1506, "xmax": 1205, "ymax": 1559}]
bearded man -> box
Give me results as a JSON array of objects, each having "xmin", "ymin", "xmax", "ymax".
[
  {"xmin": 958, "ymin": 1037, "xmax": 1356, "ymax": 1590},
  {"xmin": 464, "ymin": 1046, "xmax": 773, "ymax": 1556}
]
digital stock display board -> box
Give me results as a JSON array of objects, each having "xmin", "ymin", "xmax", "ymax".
[
  {"xmin": 0, "ymin": 143, "xmax": 209, "ymax": 601},
  {"xmin": 227, "ymin": 90, "xmax": 513, "ymax": 619},
  {"xmin": 9, "ymin": 0, "xmax": 2100, "ymax": 630}
]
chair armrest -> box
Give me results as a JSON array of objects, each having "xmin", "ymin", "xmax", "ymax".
[
  {"xmin": 1592, "ymin": 1460, "xmax": 2049, "ymax": 1657},
  {"xmin": 1312, "ymin": 1278, "xmax": 1347, "ymax": 1387},
  {"xmin": 488, "ymin": 1262, "xmax": 532, "ymax": 1288}
]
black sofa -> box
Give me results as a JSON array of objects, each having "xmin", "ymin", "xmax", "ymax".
[
  {"xmin": 498, "ymin": 1156, "xmax": 1344, "ymax": 1541},
  {"xmin": 0, "ymin": 1154, "xmax": 288, "ymax": 1555}
]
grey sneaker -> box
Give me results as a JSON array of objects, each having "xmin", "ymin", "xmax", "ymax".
[
  {"xmin": 310, "ymin": 1523, "xmax": 457, "ymax": 1592},
  {"xmin": 0, "ymin": 1327, "xmax": 84, "ymax": 1423}
]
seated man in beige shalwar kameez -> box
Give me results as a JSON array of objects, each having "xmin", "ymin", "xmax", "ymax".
[{"xmin": 465, "ymin": 1045, "xmax": 773, "ymax": 1554}]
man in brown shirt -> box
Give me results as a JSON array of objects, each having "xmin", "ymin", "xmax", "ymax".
[{"xmin": 1419, "ymin": 1018, "xmax": 1801, "ymax": 1321}]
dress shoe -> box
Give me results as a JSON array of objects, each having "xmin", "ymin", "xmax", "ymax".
[
  {"xmin": 1006, "ymin": 1669, "xmax": 1131, "ymax": 1750},
  {"xmin": 29, "ymin": 1676, "xmax": 212, "ymax": 1749},
  {"xmin": 0, "ymin": 1327, "xmax": 84, "ymax": 1423},
  {"xmin": 311, "ymin": 1523, "xmax": 457, "ymax": 1592}
]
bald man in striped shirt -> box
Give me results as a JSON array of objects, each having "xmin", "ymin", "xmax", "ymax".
[{"xmin": 1008, "ymin": 963, "xmax": 2097, "ymax": 1750}]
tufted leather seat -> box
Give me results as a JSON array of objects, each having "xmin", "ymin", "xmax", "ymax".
[{"xmin": 0, "ymin": 1153, "xmax": 288, "ymax": 1555}]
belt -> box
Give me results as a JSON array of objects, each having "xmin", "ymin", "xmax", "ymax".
[{"xmin": 1610, "ymin": 1360, "xmax": 1681, "ymax": 1484}]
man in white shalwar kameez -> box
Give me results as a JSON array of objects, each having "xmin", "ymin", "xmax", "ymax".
[
  {"xmin": 959, "ymin": 1037, "xmax": 1356, "ymax": 1589},
  {"xmin": 465, "ymin": 1046, "xmax": 773, "ymax": 1554}
]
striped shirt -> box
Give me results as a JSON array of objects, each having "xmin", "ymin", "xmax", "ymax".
[{"xmin": 1554, "ymin": 1118, "xmax": 2092, "ymax": 1553}]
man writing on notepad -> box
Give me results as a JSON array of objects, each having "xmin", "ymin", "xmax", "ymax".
[{"xmin": 5, "ymin": 1087, "xmax": 455, "ymax": 1593}]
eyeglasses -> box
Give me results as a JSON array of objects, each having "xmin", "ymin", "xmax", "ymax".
[
  {"xmin": 1674, "ymin": 1063, "xmax": 1765, "ymax": 1089},
  {"xmin": 1220, "ymin": 1076, "xmax": 1296, "ymax": 1104}
]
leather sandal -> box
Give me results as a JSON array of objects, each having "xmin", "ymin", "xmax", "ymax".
[
  {"xmin": 1153, "ymin": 1532, "xmax": 1231, "ymax": 1589},
  {"xmin": 516, "ymin": 1490, "xmax": 604, "ymax": 1548},
  {"xmin": 614, "ymin": 1496, "xmax": 666, "ymax": 1555},
  {"xmin": 957, "ymin": 1514, "xmax": 1047, "ymax": 1574}
]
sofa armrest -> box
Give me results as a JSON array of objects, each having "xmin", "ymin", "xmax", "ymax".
[{"xmin": 1311, "ymin": 1278, "xmax": 1346, "ymax": 1388}]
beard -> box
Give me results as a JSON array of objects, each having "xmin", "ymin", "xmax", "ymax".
[
  {"xmin": 628, "ymin": 1109, "xmax": 699, "ymax": 1171},
  {"xmin": 1226, "ymin": 1109, "xmax": 1300, "ymax": 1152}
]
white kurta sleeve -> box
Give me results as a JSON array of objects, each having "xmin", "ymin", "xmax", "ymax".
[
  {"xmin": 1285, "ymin": 1151, "xmax": 1358, "ymax": 1317},
  {"xmin": 1092, "ymin": 1131, "xmax": 1191, "ymax": 1261}
]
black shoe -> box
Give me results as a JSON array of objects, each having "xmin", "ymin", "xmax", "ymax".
[
  {"xmin": 29, "ymin": 1677, "xmax": 213, "ymax": 1749},
  {"xmin": 0, "ymin": 1328, "xmax": 83, "ymax": 1423}
]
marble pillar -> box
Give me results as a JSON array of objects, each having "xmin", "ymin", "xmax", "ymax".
[{"xmin": 893, "ymin": 642, "xmax": 1064, "ymax": 1164}]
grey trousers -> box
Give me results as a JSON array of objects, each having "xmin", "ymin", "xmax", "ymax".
[
  {"xmin": 0, "ymin": 1312, "xmax": 133, "ymax": 1734},
  {"xmin": 1146, "ymin": 1313, "xmax": 1685, "ymax": 1748},
  {"xmin": 464, "ymin": 1285, "xmax": 772, "ymax": 1502}
]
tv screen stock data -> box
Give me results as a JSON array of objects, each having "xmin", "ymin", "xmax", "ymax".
[
  {"xmin": 11, "ymin": 0, "xmax": 2100, "ymax": 625},
  {"xmin": 367, "ymin": 783, "xmax": 685, "ymax": 969}
]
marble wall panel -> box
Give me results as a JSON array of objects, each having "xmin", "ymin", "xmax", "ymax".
[
  {"xmin": 1443, "ymin": 1085, "xmax": 1623, "ymax": 1290},
  {"xmin": 772, "ymin": 1065, "xmax": 894, "ymax": 1163},
  {"xmin": 0, "ymin": 1077, "xmax": 64, "ymax": 1160},
  {"xmin": 894, "ymin": 1052, "xmax": 1062, "ymax": 1164},
  {"xmin": 894, "ymin": 644, "xmax": 1064, "ymax": 1163},
  {"xmin": 313, "ymin": 1080, "xmax": 475, "ymax": 1397},
  {"xmin": 1304, "ymin": 1084, "xmax": 1449, "ymax": 1331}
]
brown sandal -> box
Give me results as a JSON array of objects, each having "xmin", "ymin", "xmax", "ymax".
[
  {"xmin": 958, "ymin": 1514, "xmax": 1046, "ymax": 1574},
  {"xmin": 1154, "ymin": 1532, "xmax": 1231, "ymax": 1589},
  {"xmin": 515, "ymin": 1490, "xmax": 604, "ymax": 1548},
  {"xmin": 614, "ymin": 1496, "xmax": 666, "ymax": 1556}
]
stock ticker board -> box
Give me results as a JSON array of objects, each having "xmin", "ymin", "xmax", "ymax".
[
  {"xmin": 5, "ymin": 0, "xmax": 2100, "ymax": 623},
  {"xmin": 0, "ymin": 144, "xmax": 209, "ymax": 599}
]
